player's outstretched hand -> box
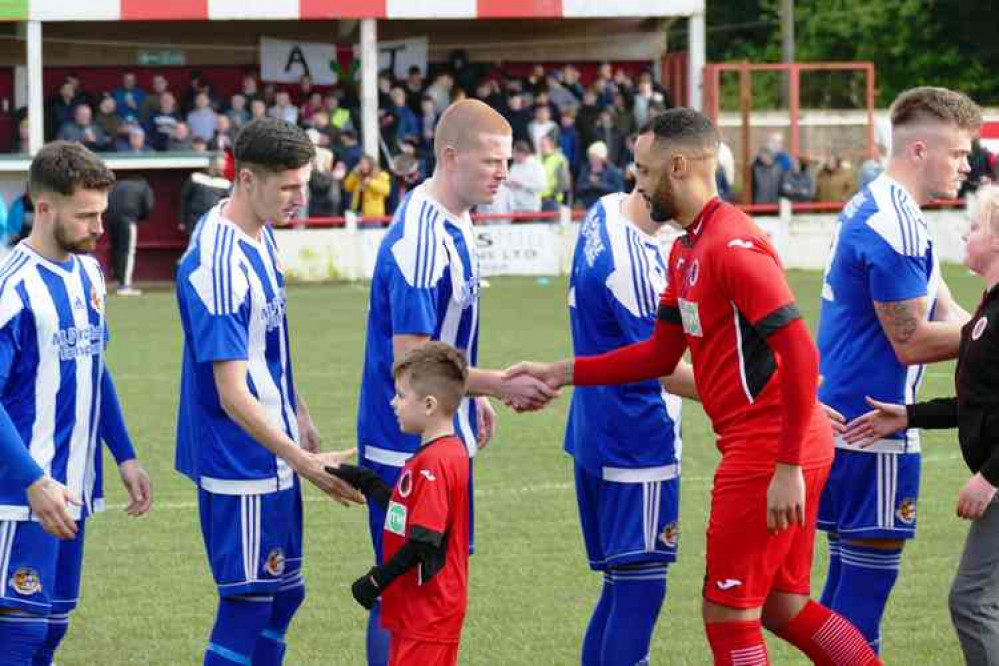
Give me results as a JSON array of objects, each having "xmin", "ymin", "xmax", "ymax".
[
  {"xmin": 26, "ymin": 476, "xmax": 81, "ymax": 540},
  {"xmin": 766, "ymin": 463, "xmax": 805, "ymax": 533},
  {"xmin": 296, "ymin": 449, "xmax": 365, "ymax": 507},
  {"xmin": 820, "ymin": 403, "xmax": 846, "ymax": 434},
  {"xmin": 476, "ymin": 396, "xmax": 497, "ymax": 448},
  {"xmin": 956, "ymin": 472, "xmax": 997, "ymax": 520},
  {"xmin": 842, "ymin": 396, "xmax": 908, "ymax": 447},
  {"xmin": 118, "ymin": 459, "xmax": 153, "ymax": 517},
  {"xmin": 498, "ymin": 372, "xmax": 560, "ymax": 412},
  {"xmin": 351, "ymin": 570, "xmax": 381, "ymax": 610}
]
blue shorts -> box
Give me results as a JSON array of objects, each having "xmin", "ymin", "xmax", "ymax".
[
  {"xmin": 198, "ymin": 479, "xmax": 304, "ymax": 598},
  {"xmin": 575, "ymin": 464, "xmax": 680, "ymax": 570},
  {"xmin": 0, "ymin": 519, "xmax": 86, "ymax": 616},
  {"xmin": 817, "ymin": 449, "xmax": 921, "ymax": 540},
  {"xmin": 363, "ymin": 457, "xmax": 475, "ymax": 563}
]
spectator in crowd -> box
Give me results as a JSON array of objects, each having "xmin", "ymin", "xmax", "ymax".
[
  {"xmin": 717, "ymin": 140, "xmax": 736, "ymax": 193},
  {"xmin": 418, "ymin": 95, "xmax": 439, "ymax": 154},
  {"xmin": 388, "ymin": 86, "xmax": 419, "ymax": 145},
  {"xmin": 779, "ymin": 156, "xmax": 817, "ymax": 202},
  {"xmin": 815, "ymin": 153, "xmax": 857, "ymax": 202},
  {"xmin": 404, "ymin": 65, "xmax": 425, "ymax": 114},
  {"xmin": 45, "ymin": 80, "xmax": 81, "ymax": 140},
  {"xmin": 240, "ymin": 73, "xmax": 260, "ymax": 101},
  {"xmin": 147, "ymin": 92, "xmax": 181, "ymax": 151},
  {"xmin": 324, "ymin": 92, "xmax": 355, "ymax": 133},
  {"xmin": 559, "ymin": 109, "xmax": 582, "ymax": 176},
  {"xmin": 576, "ymin": 88, "xmax": 602, "ymax": 149},
  {"xmin": 57, "ymin": 103, "xmax": 108, "ymax": 152},
  {"xmin": 167, "ymin": 121, "xmax": 194, "ymax": 152},
  {"xmin": 186, "ymin": 92, "xmax": 218, "ymax": 143},
  {"xmin": 858, "ymin": 139, "xmax": 888, "ymax": 191},
  {"xmin": 546, "ymin": 72, "xmax": 580, "ymax": 114},
  {"xmin": 11, "ymin": 117, "xmax": 29, "ymax": 153},
  {"xmin": 295, "ymin": 74, "xmax": 315, "ymax": 106},
  {"xmin": 474, "ymin": 79, "xmax": 505, "ymax": 111},
  {"xmin": 106, "ymin": 175, "xmax": 155, "ymax": 296},
  {"xmin": 751, "ymin": 146, "xmax": 784, "ymax": 204},
  {"xmin": 344, "ymin": 154, "xmax": 391, "ymax": 218},
  {"xmin": 181, "ymin": 70, "xmax": 207, "ymax": 114},
  {"xmin": 611, "ymin": 92, "xmax": 635, "ymax": 138},
  {"xmin": 539, "ymin": 132, "xmax": 572, "ymax": 211},
  {"xmin": 95, "ymin": 94, "xmax": 124, "ymax": 146},
  {"xmin": 576, "ymin": 140, "xmax": 625, "ymax": 209},
  {"xmin": 960, "ymin": 138, "xmax": 996, "ymax": 197},
  {"xmin": 269, "ymin": 90, "xmax": 299, "ymax": 124},
  {"xmin": 307, "ymin": 130, "xmax": 344, "ymax": 219},
  {"xmin": 505, "ymin": 139, "xmax": 548, "ymax": 213},
  {"xmin": 376, "ymin": 71, "xmax": 394, "ymax": 109},
  {"xmin": 5, "ymin": 188, "xmax": 33, "ymax": 245},
  {"xmin": 112, "ymin": 71, "xmax": 146, "ymax": 120},
  {"xmin": 337, "ymin": 129, "xmax": 363, "ymax": 170},
  {"xmin": 116, "ymin": 125, "xmax": 153, "ymax": 153},
  {"xmin": 139, "ymin": 74, "xmax": 169, "ymax": 123},
  {"xmin": 562, "ymin": 64, "xmax": 585, "ymax": 101},
  {"xmin": 210, "ymin": 113, "xmax": 234, "ymax": 152},
  {"xmin": 592, "ymin": 108, "xmax": 626, "ymax": 167},
  {"xmin": 226, "ymin": 92, "xmax": 250, "ymax": 130},
  {"xmin": 308, "ymin": 110, "xmax": 335, "ymax": 147},
  {"xmin": 387, "ymin": 142, "xmax": 426, "ymax": 213},
  {"xmin": 249, "ymin": 97, "xmax": 268, "ymax": 122},
  {"xmin": 425, "ymin": 72, "xmax": 454, "ymax": 114},
  {"xmin": 300, "ymin": 91, "xmax": 324, "ymax": 126},
  {"xmin": 632, "ymin": 73, "xmax": 659, "ymax": 129},
  {"xmin": 529, "ymin": 103, "xmax": 558, "ymax": 154},
  {"xmin": 504, "ymin": 91, "xmax": 532, "ymax": 146},
  {"xmin": 766, "ymin": 131, "xmax": 793, "ymax": 172},
  {"xmin": 191, "ymin": 137, "xmax": 210, "ymax": 152},
  {"xmin": 179, "ymin": 152, "xmax": 230, "ymax": 236}
]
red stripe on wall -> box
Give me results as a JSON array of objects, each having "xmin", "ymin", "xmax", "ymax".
[
  {"xmin": 121, "ymin": 0, "xmax": 207, "ymax": 20},
  {"xmin": 981, "ymin": 121, "xmax": 999, "ymax": 140},
  {"xmin": 300, "ymin": 0, "xmax": 386, "ymax": 18},
  {"xmin": 477, "ymin": 0, "xmax": 562, "ymax": 18}
]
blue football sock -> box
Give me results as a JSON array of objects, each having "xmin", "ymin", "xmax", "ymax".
[
  {"xmin": 602, "ymin": 563, "xmax": 668, "ymax": 666},
  {"xmin": 31, "ymin": 612, "xmax": 70, "ymax": 666},
  {"xmin": 819, "ymin": 534, "xmax": 841, "ymax": 607},
  {"xmin": 366, "ymin": 600, "xmax": 390, "ymax": 666},
  {"xmin": 204, "ymin": 595, "xmax": 274, "ymax": 665},
  {"xmin": 0, "ymin": 612, "xmax": 48, "ymax": 665},
  {"xmin": 581, "ymin": 572, "xmax": 614, "ymax": 666},
  {"xmin": 252, "ymin": 584, "xmax": 305, "ymax": 666},
  {"xmin": 832, "ymin": 543, "xmax": 902, "ymax": 653}
]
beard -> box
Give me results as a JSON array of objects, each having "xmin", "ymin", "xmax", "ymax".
[
  {"xmin": 647, "ymin": 177, "xmax": 678, "ymax": 223},
  {"xmin": 54, "ymin": 219, "xmax": 98, "ymax": 254}
]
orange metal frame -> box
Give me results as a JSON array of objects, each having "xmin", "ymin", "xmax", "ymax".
[{"xmin": 702, "ymin": 61, "xmax": 877, "ymax": 203}]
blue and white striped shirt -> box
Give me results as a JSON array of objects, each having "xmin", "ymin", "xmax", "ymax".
[
  {"xmin": 564, "ymin": 193, "xmax": 682, "ymax": 477},
  {"xmin": 0, "ymin": 243, "xmax": 128, "ymax": 521},
  {"xmin": 818, "ymin": 174, "xmax": 939, "ymax": 453},
  {"xmin": 175, "ymin": 201, "xmax": 300, "ymax": 495},
  {"xmin": 357, "ymin": 183, "xmax": 480, "ymax": 467}
]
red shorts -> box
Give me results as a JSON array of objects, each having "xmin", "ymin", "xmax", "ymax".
[
  {"xmin": 389, "ymin": 634, "xmax": 459, "ymax": 666},
  {"xmin": 703, "ymin": 461, "xmax": 830, "ymax": 609}
]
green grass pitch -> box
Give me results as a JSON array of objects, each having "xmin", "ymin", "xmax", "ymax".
[{"xmin": 61, "ymin": 266, "xmax": 979, "ymax": 664}]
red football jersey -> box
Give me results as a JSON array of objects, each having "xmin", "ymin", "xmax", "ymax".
[
  {"xmin": 660, "ymin": 198, "xmax": 832, "ymax": 471},
  {"xmin": 380, "ymin": 435, "xmax": 470, "ymax": 643}
]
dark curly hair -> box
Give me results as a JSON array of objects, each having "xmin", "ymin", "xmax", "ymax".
[
  {"xmin": 29, "ymin": 141, "xmax": 115, "ymax": 197},
  {"xmin": 642, "ymin": 108, "xmax": 720, "ymax": 151},
  {"xmin": 234, "ymin": 117, "xmax": 315, "ymax": 174}
]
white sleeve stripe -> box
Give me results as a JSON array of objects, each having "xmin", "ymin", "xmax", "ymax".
[
  {"xmin": 213, "ymin": 227, "xmax": 236, "ymax": 315},
  {"xmin": 210, "ymin": 225, "xmax": 223, "ymax": 314},
  {"xmin": 0, "ymin": 252, "xmax": 29, "ymax": 296},
  {"xmin": 627, "ymin": 229, "xmax": 654, "ymax": 319},
  {"xmin": 425, "ymin": 207, "xmax": 440, "ymax": 289},
  {"xmin": 414, "ymin": 200, "xmax": 427, "ymax": 288}
]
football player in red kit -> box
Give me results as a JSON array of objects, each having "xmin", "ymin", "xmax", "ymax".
[
  {"xmin": 507, "ymin": 109, "xmax": 882, "ymax": 666},
  {"xmin": 329, "ymin": 342, "xmax": 470, "ymax": 666}
]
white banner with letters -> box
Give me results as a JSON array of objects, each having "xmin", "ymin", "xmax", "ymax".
[
  {"xmin": 260, "ymin": 37, "xmax": 339, "ymax": 86},
  {"xmin": 377, "ymin": 37, "xmax": 429, "ymax": 81}
]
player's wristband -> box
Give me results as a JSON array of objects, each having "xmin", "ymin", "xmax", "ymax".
[
  {"xmin": 325, "ymin": 464, "xmax": 392, "ymax": 508},
  {"xmin": 351, "ymin": 570, "xmax": 380, "ymax": 610}
]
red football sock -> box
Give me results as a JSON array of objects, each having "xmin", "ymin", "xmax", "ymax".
[
  {"xmin": 775, "ymin": 599, "xmax": 883, "ymax": 665},
  {"xmin": 705, "ymin": 620, "xmax": 769, "ymax": 666}
]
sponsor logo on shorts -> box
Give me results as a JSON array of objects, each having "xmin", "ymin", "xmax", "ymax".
[
  {"xmin": 972, "ymin": 316, "xmax": 988, "ymax": 341},
  {"xmin": 386, "ymin": 501, "xmax": 407, "ymax": 536},
  {"xmin": 10, "ymin": 568, "xmax": 42, "ymax": 596},
  {"xmin": 398, "ymin": 470, "xmax": 413, "ymax": 498},
  {"xmin": 659, "ymin": 521, "xmax": 679, "ymax": 549},
  {"xmin": 715, "ymin": 578, "xmax": 742, "ymax": 591},
  {"xmin": 896, "ymin": 498, "xmax": 917, "ymax": 525},
  {"xmin": 264, "ymin": 548, "xmax": 286, "ymax": 577}
]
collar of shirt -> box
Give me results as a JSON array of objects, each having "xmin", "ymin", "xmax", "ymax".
[{"xmin": 682, "ymin": 196, "xmax": 723, "ymax": 244}]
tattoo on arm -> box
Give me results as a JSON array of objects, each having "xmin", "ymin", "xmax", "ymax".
[{"xmin": 874, "ymin": 299, "xmax": 922, "ymax": 344}]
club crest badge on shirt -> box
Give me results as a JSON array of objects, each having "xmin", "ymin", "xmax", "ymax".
[
  {"xmin": 10, "ymin": 567, "xmax": 42, "ymax": 595},
  {"xmin": 264, "ymin": 548, "xmax": 286, "ymax": 577}
]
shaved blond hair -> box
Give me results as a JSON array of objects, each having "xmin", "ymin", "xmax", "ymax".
[{"xmin": 433, "ymin": 99, "xmax": 511, "ymax": 162}]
